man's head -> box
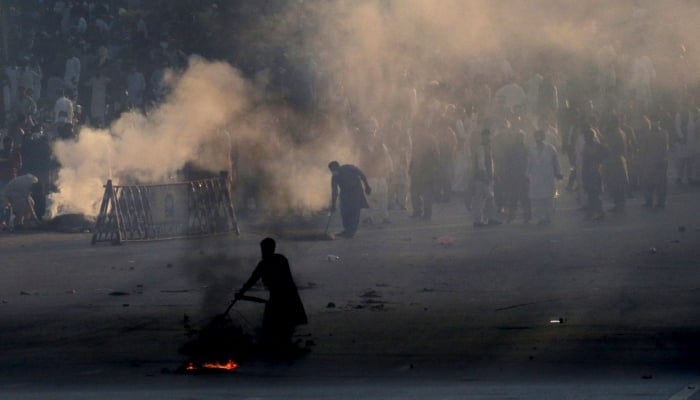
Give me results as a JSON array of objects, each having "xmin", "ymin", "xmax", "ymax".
[
  {"xmin": 328, "ymin": 161, "xmax": 340, "ymax": 175},
  {"xmin": 260, "ymin": 237, "xmax": 276, "ymax": 259}
]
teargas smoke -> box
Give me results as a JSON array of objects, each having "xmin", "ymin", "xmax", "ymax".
[
  {"xmin": 49, "ymin": 57, "xmax": 356, "ymax": 217},
  {"xmin": 49, "ymin": 0, "xmax": 700, "ymax": 217}
]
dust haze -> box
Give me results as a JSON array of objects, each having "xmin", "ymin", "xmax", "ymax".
[{"xmin": 49, "ymin": 0, "xmax": 700, "ymax": 216}]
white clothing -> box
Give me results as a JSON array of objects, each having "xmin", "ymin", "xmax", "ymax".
[
  {"xmin": 524, "ymin": 73, "xmax": 543, "ymax": 118},
  {"xmin": 527, "ymin": 142, "xmax": 561, "ymax": 199},
  {"xmin": 126, "ymin": 71, "xmax": 146, "ymax": 108},
  {"xmin": 64, "ymin": 56, "xmax": 81, "ymax": 89},
  {"xmin": 3, "ymin": 174, "xmax": 37, "ymax": 200},
  {"xmin": 54, "ymin": 96, "xmax": 74, "ymax": 123},
  {"xmin": 3, "ymin": 174, "xmax": 39, "ymax": 226},
  {"xmin": 494, "ymin": 83, "xmax": 527, "ymax": 111},
  {"xmin": 88, "ymin": 76, "xmax": 109, "ymax": 124}
]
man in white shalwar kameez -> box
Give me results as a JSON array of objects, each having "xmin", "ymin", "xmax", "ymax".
[
  {"xmin": 527, "ymin": 130, "xmax": 563, "ymax": 226},
  {"xmin": 2, "ymin": 174, "xmax": 40, "ymax": 228}
]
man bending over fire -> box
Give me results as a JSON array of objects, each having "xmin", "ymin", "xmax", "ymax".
[{"xmin": 236, "ymin": 238, "xmax": 307, "ymax": 353}]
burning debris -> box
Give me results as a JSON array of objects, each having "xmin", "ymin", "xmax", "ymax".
[
  {"xmin": 176, "ymin": 313, "xmax": 253, "ymax": 374},
  {"xmin": 182, "ymin": 359, "xmax": 239, "ymax": 373}
]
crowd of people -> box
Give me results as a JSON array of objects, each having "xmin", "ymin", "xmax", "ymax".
[
  {"xmin": 1, "ymin": 1, "xmax": 699, "ymax": 234},
  {"xmin": 0, "ymin": 0, "xmax": 191, "ymax": 230},
  {"xmin": 312, "ymin": 7, "xmax": 700, "ymax": 236},
  {"xmin": 332, "ymin": 60, "xmax": 696, "ymax": 235}
]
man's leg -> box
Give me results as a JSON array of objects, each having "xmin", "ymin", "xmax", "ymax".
[
  {"xmin": 484, "ymin": 184, "xmax": 500, "ymax": 224},
  {"xmin": 410, "ymin": 176, "xmax": 423, "ymax": 217},
  {"xmin": 342, "ymin": 206, "xmax": 361, "ymax": 237},
  {"xmin": 472, "ymin": 182, "xmax": 486, "ymax": 224}
]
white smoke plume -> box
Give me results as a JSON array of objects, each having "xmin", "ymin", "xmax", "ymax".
[{"xmin": 50, "ymin": 57, "xmax": 355, "ymax": 217}]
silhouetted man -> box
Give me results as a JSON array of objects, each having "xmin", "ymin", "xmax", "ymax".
[
  {"xmin": 581, "ymin": 128, "xmax": 608, "ymax": 220},
  {"xmin": 328, "ymin": 160, "xmax": 371, "ymax": 238},
  {"xmin": 236, "ymin": 238, "xmax": 307, "ymax": 353}
]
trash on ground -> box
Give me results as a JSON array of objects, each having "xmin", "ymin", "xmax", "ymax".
[
  {"xmin": 360, "ymin": 290, "xmax": 381, "ymax": 298},
  {"xmin": 436, "ymin": 235, "xmax": 454, "ymax": 247},
  {"xmin": 326, "ymin": 254, "xmax": 341, "ymax": 262}
]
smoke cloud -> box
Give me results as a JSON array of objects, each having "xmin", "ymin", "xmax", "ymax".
[
  {"xmin": 50, "ymin": 57, "xmax": 355, "ymax": 216},
  {"xmin": 50, "ymin": 0, "xmax": 700, "ymax": 217}
]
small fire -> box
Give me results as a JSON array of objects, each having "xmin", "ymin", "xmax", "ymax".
[{"xmin": 185, "ymin": 360, "xmax": 238, "ymax": 371}]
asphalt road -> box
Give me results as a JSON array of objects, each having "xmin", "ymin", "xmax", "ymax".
[{"xmin": 1, "ymin": 185, "xmax": 700, "ymax": 399}]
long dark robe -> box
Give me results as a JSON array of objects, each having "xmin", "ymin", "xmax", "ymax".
[
  {"xmin": 331, "ymin": 164, "xmax": 369, "ymax": 235},
  {"xmin": 241, "ymin": 254, "xmax": 307, "ymax": 334}
]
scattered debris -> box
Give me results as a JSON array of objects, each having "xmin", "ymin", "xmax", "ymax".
[
  {"xmin": 360, "ymin": 290, "xmax": 381, "ymax": 298},
  {"xmin": 122, "ymin": 303, "xmax": 130, "ymax": 307},
  {"xmin": 109, "ymin": 291, "xmax": 129, "ymax": 296},
  {"xmin": 549, "ymin": 318, "xmax": 565, "ymax": 324},
  {"xmin": 326, "ymin": 302, "xmax": 336, "ymax": 308},
  {"xmin": 648, "ymin": 247, "xmax": 657, "ymax": 254},
  {"xmin": 436, "ymin": 235, "xmax": 454, "ymax": 247},
  {"xmin": 20, "ymin": 291, "xmax": 31, "ymax": 296},
  {"xmin": 641, "ymin": 375, "xmax": 653, "ymax": 380},
  {"xmin": 66, "ymin": 289, "xmax": 77, "ymax": 294},
  {"xmin": 326, "ymin": 254, "xmax": 341, "ymax": 262}
]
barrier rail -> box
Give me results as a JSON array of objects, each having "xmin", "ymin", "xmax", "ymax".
[{"xmin": 91, "ymin": 172, "xmax": 239, "ymax": 244}]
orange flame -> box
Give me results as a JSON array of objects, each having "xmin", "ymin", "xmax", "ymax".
[
  {"xmin": 185, "ymin": 360, "xmax": 238, "ymax": 371},
  {"xmin": 202, "ymin": 360, "xmax": 238, "ymax": 370}
]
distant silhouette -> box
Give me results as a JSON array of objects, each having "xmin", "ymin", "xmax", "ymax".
[
  {"xmin": 236, "ymin": 238, "xmax": 307, "ymax": 353},
  {"xmin": 328, "ymin": 161, "xmax": 371, "ymax": 238}
]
